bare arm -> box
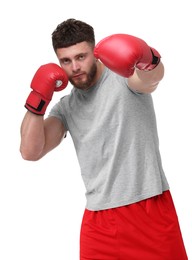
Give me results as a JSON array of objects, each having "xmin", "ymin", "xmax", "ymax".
[
  {"xmin": 127, "ymin": 61, "xmax": 164, "ymax": 94},
  {"xmin": 20, "ymin": 111, "xmax": 66, "ymax": 161}
]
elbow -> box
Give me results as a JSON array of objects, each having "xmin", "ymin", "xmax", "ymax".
[
  {"xmin": 20, "ymin": 146, "xmax": 43, "ymax": 161},
  {"xmin": 20, "ymin": 154, "xmax": 40, "ymax": 162}
]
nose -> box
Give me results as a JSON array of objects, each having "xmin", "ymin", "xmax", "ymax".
[{"xmin": 71, "ymin": 60, "xmax": 80, "ymax": 72}]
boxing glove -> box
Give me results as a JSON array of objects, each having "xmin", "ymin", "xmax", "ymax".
[
  {"xmin": 94, "ymin": 34, "xmax": 161, "ymax": 78},
  {"xmin": 25, "ymin": 63, "xmax": 68, "ymax": 115}
]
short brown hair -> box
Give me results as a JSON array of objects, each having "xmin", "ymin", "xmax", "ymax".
[{"xmin": 52, "ymin": 18, "xmax": 95, "ymax": 52}]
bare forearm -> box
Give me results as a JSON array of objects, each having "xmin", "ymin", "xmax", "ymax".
[
  {"xmin": 128, "ymin": 62, "xmax": 164, "ymax": 93},
  {"xmin": 20, "ymin": 111, "xmax": 45, "ymax": 161}
]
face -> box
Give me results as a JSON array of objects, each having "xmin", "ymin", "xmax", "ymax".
[{"xmin": 56, "ymin": 42, "xmax": 98, "ymax": 91}]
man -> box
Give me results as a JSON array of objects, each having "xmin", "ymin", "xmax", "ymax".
[{"xmin": 20, "ymin": 18, "xmax": 188, "ymax": 259}]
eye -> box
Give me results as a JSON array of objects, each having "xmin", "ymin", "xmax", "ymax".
[
  {"xmin": 78, "ymin": 54, "xmax": 85, "ymax": 61},
  {"xmin": 61, "ymin": 58, "xmax": 70, "ymax": 65}
]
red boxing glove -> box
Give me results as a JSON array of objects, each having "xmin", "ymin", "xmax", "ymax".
[
  {"xmin": 94, "ymin": 34, "xmax": 161, "ymax": 78},
  {"xmin": 25, "ymin": 63, "xmax": 68, "ymax": 115}
]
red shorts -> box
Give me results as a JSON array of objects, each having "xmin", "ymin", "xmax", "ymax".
[{"xmin": 80, "ymin": 191, "xmax": 188, "ymax": 260}]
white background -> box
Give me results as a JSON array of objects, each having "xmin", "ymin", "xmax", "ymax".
[{"xmin": 0, "ymin": 0, "xmax": 191, "ymax": 259}]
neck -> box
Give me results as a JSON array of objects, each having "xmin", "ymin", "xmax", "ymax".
[{"xmin": 93, "ymin": 61, "xmax": 105, "ymax": 85}]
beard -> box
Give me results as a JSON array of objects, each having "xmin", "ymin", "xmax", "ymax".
[{"xmin": 69, "ymin": 62, "xmax": 97, "ymax": 91}]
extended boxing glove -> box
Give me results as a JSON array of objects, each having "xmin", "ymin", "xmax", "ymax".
[
  {"xmin": 25, "ymin": 63, "xmax": 68, "ymax": 115},
  {"xmin": 94, "ymin": 34, "xmax": 161, "ymax": 78}
]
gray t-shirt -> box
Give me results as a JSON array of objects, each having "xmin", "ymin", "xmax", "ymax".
[{"xmin": 49, "ymin": 67, "xmax": 169, "ymax": 211}]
